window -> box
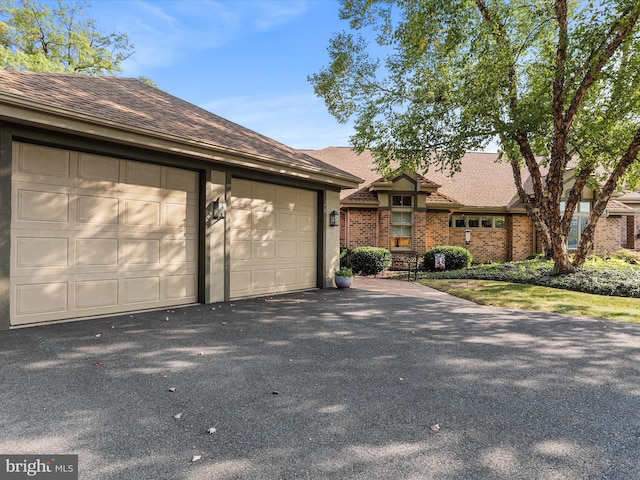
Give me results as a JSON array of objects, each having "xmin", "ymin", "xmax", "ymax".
[
  {"xmin": 449, "ymin": 216, "xmax": 466, "ymax": 228},
  {"xmin": 567, "ymin": 201, "xmax": 591, "ymax": 249},
  {"xmin": 391, "ymin": 210, "xmax": 412, "ymax": 249},
  {"xmin": 467, "ymin": 216, "xmax": 480, "ymax": 228},
  {"xmin": 392, "ymin": 195, "xmax": 413, "ymax": 207},
  {"xmin": 451, "ymin": 215, "xmax": 506, "ymax": 228}
]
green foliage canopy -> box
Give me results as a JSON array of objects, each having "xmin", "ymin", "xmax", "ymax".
[
  {"xmin": 0, "ymin": 0, "xmax": 133, "ymax": 74},
  {"xmin": 310, "ymin": 0, "xmax": 640, "ymax": 272}
]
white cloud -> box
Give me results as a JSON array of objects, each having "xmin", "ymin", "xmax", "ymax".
[
  {"xmin": 103, "ymin": 0, "xmax": 309, "ymax": 74},
  {"xmin": 202, "ymin": 93, "xmax": 353, "ymax": 149}
]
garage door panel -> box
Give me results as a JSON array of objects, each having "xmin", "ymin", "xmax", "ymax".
[
  {"xmin": 297, "ymin": 266, "xmax": 316, "ymax": 286},
  {"xmin": 76, "ymin": 280, "xmax": 118, "ymax": 309},
  {"xmin": 124, "ymin": 277, "xmax": 160, "ymax": 304},
  {"xmin": 165, "ymin": 203, "xmax": 197, "ymax": 228},
  {"xmin": 18, "ymin": 190, "xmax": 69, "ymax": 222},
  {"xmin": 277, "ymin": 268, "xmax": 297, "ymax": 286},
  {"xmin": 230, "ymin": 179, "xmax": 316, "ymax": 299},
  {"xmin": 16, "ymin": 237, "xmax": 69, "ymax": 268},
  {"xmin": 297, "ymin": 215, "xmax": 315, "ymax": 233},
  {"xmin": 276, "ymin": 186, "xmax": 297, "ymax": 208},
  {"xmin": 15, "ymin": 282, "xmax": 68, "ymax": 316},
  {"xmin": 254, "ymin": 269, "xmax": 276, "ymax": 289},
  {"xmin": 255, "ymin": 240, "xmax": 276, "ymax": 259},
  {"xmin": 165, "ymin": 238, "xmax": 197, "ymax": 264},
  {"xmin": 253, "ymin": 182, "xmax": 276, "ymax": 203},
  {"xmin": 11, "ymin": 143, "xmax": 198, "ymax": 326},
  {"xmin": 230, "ymin": 209, "xmax": 252, "ymax": 230},
  {"xmin": 124, "ymin": 199, "xmax": 161, "ymax": 227},
  {"xmin": 298, "ymin": 241, "xmax": 316, "ymax": 259},
  {"xmin": 77, "ymin": 195, "xmax": 119, "ymax": 224},
  {"xmin": 78, "ymin": 153, "xmax": 120, "ymax": 183},
  {"xmin": 278, "ymin": 213, "xmax": 297, "ymax": 231},
  {"xmin": 230, "ymin": 271, "xmax": 251, "ymax": 297},
  {"xmin": 277, "ymin": 241, "xmax": 297, "ymax": 258},
  {"xmin": 126, "ymin": 161, "xmax": 162, "ymax": 188},
  {"xmin": 18, "ymin": 143, "xmax": 70, "ymax": 178},
  {"xmin": 253, "ymin": 211, "xmax": 275, "ymax": 230},
  {"xmin": 165, "ymin": 274, "xmax": 197, "ymax": 299},
  {"xmin": 230, "ymin": 240, "xmax": 252, "ymax": 260},
  {"xmin": 166, "ymin": 167, "xmax": 198, "ymax": 194},
  {"xmin": 76, "ymin": 238, "xmax": 119, "ymax": 266},
  {"xmin": 123, "ymin": 239, "xmax": 161, "ymax": 265}
]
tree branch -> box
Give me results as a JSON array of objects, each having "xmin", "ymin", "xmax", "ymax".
[{"xmin": 564, "ymin": 5, "xmax": 640, "ymax": 134}]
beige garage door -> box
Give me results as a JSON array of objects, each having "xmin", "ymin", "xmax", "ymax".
[
  {"xmin": 10, "ymin": 142, "xmax": 199, "ymax": 326},
  {"xmin": 230, "ymin": 178, "xmax": 317, "ymax": 299}
]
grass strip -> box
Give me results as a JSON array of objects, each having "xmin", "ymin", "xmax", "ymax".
[{"xmin": 421, "ymin": 279, "xmax": 640, "ymax": 323}]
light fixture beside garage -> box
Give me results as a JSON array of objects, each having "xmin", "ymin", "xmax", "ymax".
[
  {"xmin": 212, "ymin": 198, "xmax": 227, "ymax": 219},
  {"xmin": 329, "ymin": 210, "xmax": 339, "ymax": 227}
]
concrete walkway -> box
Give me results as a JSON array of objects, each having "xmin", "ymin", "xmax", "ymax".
[{"xmin": 1, "ymin": 277, "xmax": 639, "ymax": 479}]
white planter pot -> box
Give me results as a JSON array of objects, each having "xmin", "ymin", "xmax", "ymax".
[{"xmin": 335, "ymin": 275, "xmax": 354, "ymax": 289}]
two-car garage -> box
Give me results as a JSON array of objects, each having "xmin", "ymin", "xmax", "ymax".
[
  {"xmin": 9, "ymin": 144, "xmax": 326, "ymax": 327},
  {"xmin": 0, "ymin": 69, "xmax": 359, "ymax": 329}
]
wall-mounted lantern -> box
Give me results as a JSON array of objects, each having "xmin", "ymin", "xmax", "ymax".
[
  {"xmin": 211, "ymin": 197, "xmax": 227, "ymax": 220},
  {"xmin": 464, "ymin": 228, "xmax": 472, "ymax": 246},
  {"xmin": 329, "ymin": 210, "xmax": 339, "ymax": 227}
]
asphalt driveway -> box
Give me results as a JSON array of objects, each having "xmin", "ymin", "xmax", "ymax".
[{"xmin": 1, "ymin": 278, "xmax": 639, "ymax": 479}]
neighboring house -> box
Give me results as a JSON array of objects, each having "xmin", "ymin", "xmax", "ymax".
[
  {"xmin": 303, "ymin": 147, "xmax": 637, "ymax": 266},
  {"xmin": 0, "ymin": 70, "xmax": 360, "ymax": 329}
]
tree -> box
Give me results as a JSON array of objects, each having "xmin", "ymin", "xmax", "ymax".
[
  {"xmin": 309, "ymin": 0, "xmax": 640, "ymax": 274},
  {"xmin": 0, "ymin": 0, "xmax": 133, "ymax": 74}
]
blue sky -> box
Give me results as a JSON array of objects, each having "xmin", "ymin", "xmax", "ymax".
[{"xmin": 88, "ymin": 0, "xmax": 353, "ymax": 150}]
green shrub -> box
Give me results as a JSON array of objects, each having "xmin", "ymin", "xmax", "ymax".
[
  {"xmin": 335, "ymin": 267, "xmax": 354, "ymax": 277},
  {"xmin": 340, "ymin": 247, "xmax": 353, "ymax": 269},
  {"xmin": 423, "ymin": 246, "xmax": 473, "ymax": 271},
  {"xmin": 419, "ymin": 257, "xmax": 640, "ymax": 298},
  {"xmin": 350, "ymin": 246, "xmax": 391, "ymax": 275},
  {"xmin": 605, "ymin": 249, "xmax": 640, "ymax": 265}
]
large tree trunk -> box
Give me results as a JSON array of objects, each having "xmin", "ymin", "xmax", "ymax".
[
  {"xmin": 548, "ymin": 216, "xmax": 575, "ymax": 274},
  {"xmin": 573, "ymin": 130, "xmax": 640, "ymax": 268}
]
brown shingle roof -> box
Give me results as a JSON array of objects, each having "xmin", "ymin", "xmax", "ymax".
[
  {"xmin": 300, "ymin": 147, "xmax": 385, "ymax": 200},
  {"xmin": 304, "ymin": 147, "xmax": 522, "ymax": 207},
  {"xmin": 0, "ymin": 70, "xmax": 357, "ymax": 181}
]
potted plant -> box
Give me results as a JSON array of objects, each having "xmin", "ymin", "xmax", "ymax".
[{"xmin": 334, "ymin": 267, "xmax": 354, "ymax": 289}]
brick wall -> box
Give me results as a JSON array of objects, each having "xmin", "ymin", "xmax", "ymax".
[
  {"xmin": 449, "ymin": 228, "xmax": 508, "ymax": 263},
  {"xmin": 594, "ymin": 216, "xmax": 622, "ymax": 254},
  {"xmin": 378, "ymin": 210, "xmax": 390, "ymax": 248},
  {"xmin": 343, "ymin": 209, "xmax": 379, "ymax": 248},
  {"xmin": 510, "ymin": 215, "xmax": 535, "ymax": 261},
  {"xmin": 425, "ymin": 211, "xmax": 450, "ymax": 249},
  {"xmin": 344, "ymin": 209, "xmax": 536, "ymax": 264}
]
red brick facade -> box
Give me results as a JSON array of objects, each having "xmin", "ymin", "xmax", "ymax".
[
  {"xmin": 623, "ymin": 214, "xmax": 639, "ymax": 250},
  {"xmin": 343, "ymin": 208, "xmax": 537, "ymax": 264},
  {"xmin": 594, "ymin": 216, "xmax": 624, "ymax": 254}
]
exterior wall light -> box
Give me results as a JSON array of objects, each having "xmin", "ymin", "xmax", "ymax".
[
  {"xmin": 212, "ymin": 198, "xmax": 227, "ymax": 220},
  {"xmin": 329, "ymin": 210, "xmax": 339, "ymax": 227},
  {"xmin": 464, "ymin": 228, "xmax": 472, "ymax": 246}
]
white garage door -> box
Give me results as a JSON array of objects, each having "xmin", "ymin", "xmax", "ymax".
[
  {"xmin": 10, "ymin": 142, "xmax": 199, "ymax": 326},
  {"xmin": 229, "ymin": 179, "xmax": 317, "ymax": 299}
]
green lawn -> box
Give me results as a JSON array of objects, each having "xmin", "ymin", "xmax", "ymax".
[{"xmin": 421, "ymin": 279, "xmax": 640, "ymax": 323}]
